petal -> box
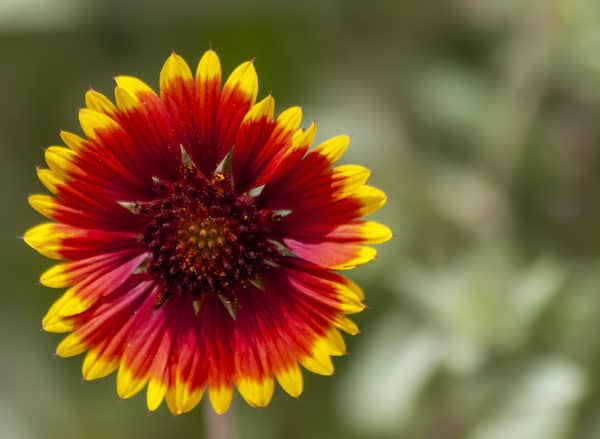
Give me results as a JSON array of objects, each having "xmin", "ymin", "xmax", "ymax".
[
  {"xmin": 114, "ymin": 86, "xmax": 139, "ymax": 112},
  {"xmin": 166, "ymin": 373, "xmax": 205, "ymax": 415},
  {"xmin": 333, "ymin": 165, "xmax": 371, "ymax": 198},
  {"xmin": 312, "ymin": 135, "xmax": 350, "ymax": 164},
  {"xmin": 56, "ymin": 332, "xmax": 86, "ymax": 357},
  {"xmin": 28, "ymin": 194, "xmax": 58, "ymax": 219},
  {"xmin": 85, "ymin": 90, "xmax": 116, "ymax": 115},
  {"xmin": 223, "ymin": 60, "xmax": 258, "ymax": 104},
  {"xmin": 231, "ymin": 266, "xmax": 358, "ymax": 405},
  {"xmin": 42, "ymin": 288, "xmax": 92, "ymax": 332},
  {"xmin": 162, "ymin": 300, "xmax": 206, "ymax": 414},
  {"xmin": 54, "ymin": 132, "xmax": 154, "ymax": 202},
  {"xmin": 280, "ymin": 220, "xmax": 392, "ymax": 246},
  {"xmin": 195, "ymin": 49, "xmax": 222, "ymax": 84},
  {"xmin": 333, "ymin": 315, "xmax": 360, "ymax": 336},
  {"xmin": 233, "ymin": 102, "xmax": 302, "ymax": 192},
  {"xmin": 79, "ymin": 108, "xmax": 119, "ymax": 139},
  {"xmin": 281, "ymin": 260, "xmax": 366, "ymax": 312},
  {"xmin": 70, "ymin": 277, "xmax": 153, "ymax": 331},
  {"xmin": 284, "ymin": 238, "xmax": 377, "ymax": 271},
  {"xmin": 117, "ymin": 363, "xmax": 149, "ymax": 399},
  {"xmin": 36, "ymin": 168, "xmax": 62, "ymax": 194},
  {"xmin": 23, "ymin": 222, "xmax": 68, "ymax": 259},
  {"xmin": 242, "ymin": 95, "xmax": 275, "ymax": 123},
  {"xmin": 82, "ymin": 347, "xmax": 119, "ymax": 380},
  {"xmin": 236, "ymin": 375, "xmax": 275, "ymax": 408},
  {"xmin": 196, "ymin": 295, "xmax": 235, "ymax": 411},
  {"xmin": 44, "ymin": 146, "xmax": 80, "ymax": 180},
  {"xmin": 328, "ymin": 220, "xmax": 392, "ymax": 244},
  {"xmin": 118, "ymin": 310, "xmax": 171, "ymax": 399},
  {"xmin": 275, "ymin": 363, "xmax": 303, "ymax": 398},
  {"xmin": 114, "ymin": 75, "xmax": 156, "ymax": 97},
  {"xmin": 160, "ymin": 52, "xmax": 193, "ymax": 94},
  {"xmin": 60, "ymin": 130, "xmax": 87, "ymax": 152},
  {"xmin": 147, "ymin": 378, "xmax": 168, "ymax": 412},
  {"xmin": 119, "ymin": 295, "xmax": 204, "ymax": 414},
  {"xmin": 355, "ymin": 185, "xmax": 388, "ymax": 216},
  {"xmin": 39, "ymin": 250, "xmax": 146, "ymax": 289},
  {"xmin": 70, "ymin": 281, "xmax": 157, "ymax": 381},
  {"xmin": 300, "ymin": 340, "xmax": 337, "ymax": 375},
  {"xmin": 212, "ymin": 60, "xmax": 259, "ymax": 165},
  {"xmin": 182, "ymin": 49, "xmax": 223, "ymax": 174},
  {"xmin": 208, "ymin": 385, "xmax": 233, "ymax": 415}
]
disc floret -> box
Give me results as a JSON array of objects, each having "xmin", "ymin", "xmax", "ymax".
[{"xmin": 141, "ymin": 166, "xmax": 277, "ymax": 304}]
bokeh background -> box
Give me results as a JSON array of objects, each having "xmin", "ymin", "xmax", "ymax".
[{"xmin": 3, "ymin": 0, "xmax": 600, "ymax": 437}]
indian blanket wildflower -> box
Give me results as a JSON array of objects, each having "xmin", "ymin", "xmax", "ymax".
[{"xmin": 24, "ymin": 49, "xmax": 391, "ymax": 414}]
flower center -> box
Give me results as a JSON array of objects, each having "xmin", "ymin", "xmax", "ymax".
[{"xmin": 139, "ymin": 166, "xmax": 277, "ymax": 307}]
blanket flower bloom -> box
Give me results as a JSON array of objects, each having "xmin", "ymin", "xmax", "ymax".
[{"xmin": 24, "ymin": 49, "xmax": 391, "ymax": 414}]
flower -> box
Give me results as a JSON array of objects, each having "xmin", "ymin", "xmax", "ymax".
[{"xmin": 24, "ymin": 49, "xmax": 391, "ymax": 415}]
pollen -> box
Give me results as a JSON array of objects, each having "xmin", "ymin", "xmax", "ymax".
[{"xmin": 140, "ymin": 166, "xmax": 278, "ymax": 306}]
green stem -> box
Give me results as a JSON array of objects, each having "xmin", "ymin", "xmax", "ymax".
[{"xmin": 204, "ymin": 400, "xmax": 235, "ymax": 439}]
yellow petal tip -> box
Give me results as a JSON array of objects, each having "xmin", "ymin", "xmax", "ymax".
[
  {"xmin": 276, "ymin": 364, "xmax": 303, "ymax": 398},
  {"xmin": 208, "ymin": 385, "xmax": 233, "ymax": 414},
  {"xmin": 225, "ymin": 60, "xmax": 258, "ymax": 103},
  {"xmin": 160, "ymin": 52, "xmax": 193, "ymax": 92},
  {"xmin": 116, "ymin": 365, "xmax": 147, "ymax": 399},
  {"xmin": 56, "ymin": 333, "xmax": 85, "ymax": 358},
  {"xmin": 236, "ymin": 376, "xmax": 274, "ymax": 408},
  {"xmin": 197, "ymin": 49, "xmax": 222, "ymax": 81}
]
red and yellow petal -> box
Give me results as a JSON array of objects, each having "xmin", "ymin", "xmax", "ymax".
[
  {"xmin": 283, "ymin": 238, "xmax": 378, "ymax": 270},
  {"xmin": 236, "ymin": 375, "xmax": 275, "ymax": 408},
  {"xmin": 39, "ymin": 250, "xmax": 146, "ymax": 288},
  {"xmin": 82, "ymin": 346, "xmax": 120, "ymax": 380},
  {"xmin": 275, "ymin": 363, "xmax": 304, "ymax": 398},
  {"xmin": 24, "ymin": 222, "xmax": 70, "ymax": 259},
  {"xmin": 163, "ymin": 302, "xmax": 206, "ymax": 414},
  {"xmin": 208, "ymin": 384, "xmax": 234, "ymax": 415},
  {"xmin": 43, "ymin": 288, "xmax": 93, "ymax": 333},
  {"xmin": 147, "ymin": 377, "xmax": 169, "ymax": 412},
  {"xmin": 233, "ymin": 103, "xmax": 303, "ymax": 192},
  {"xmin": 213, "ymin": 59, "xmax": 258, "ymax": 166},
  {"xmin": 312, "ymin": 135, "xmax": 350, "ymax": 164},
  {"xmin": 282, "ymin": 220, "xmax": 392, "ymax": 245},
  {"xmin": 229, "ymin": 264, "xmax": 362, "ymax": 406},
  {"xmin": 188, "ymin": 49, "xmax": 223, "ymax": 174},
  {"xmin": 54, "ymin": 278, "xmax": 155, "ymax": 358},
  {"xmin": 160, "ymin": 52, "xmax": 193, "ymax": 94},
  {"xmin": 114, "ymin": 75, "xmax": 156, "ymax": 98},
  {"xmin": 117, "ymin": 310, "xmax": 171, "ymax": 399},
  {"xmin": 85, "ymin": 89, "xmax": 117, "ymax": 115},
  {"xmin": 196, "ymin": 294, "xmax": 236, "ymax": 413},
  {"xmin": 222, "ymin": 60, "xmax": 258, "ymax": 104},
  {"xmin": 196, "ymin": 49, "xmax": 222, "ymax": 85},
  {"xmin": 165, "ymin": 371, "xmax": 205, "ymax": 415}
]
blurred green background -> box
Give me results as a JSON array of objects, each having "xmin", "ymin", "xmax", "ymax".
[{"xmin": 3, "ymin": 0, "xmax": 600, "ymax": 437}]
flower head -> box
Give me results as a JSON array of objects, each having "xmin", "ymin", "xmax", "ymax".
[{"xmin": 24, "ymin": 49, "xmax": 391, "ymax": 414}]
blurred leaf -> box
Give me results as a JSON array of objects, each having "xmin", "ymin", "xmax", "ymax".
[
  {"xmin": 430, "ymin": 165, "xmax": 508, "ymax": 238},
  {"xmin": 503, "ymin": 257, "xmax": 567, "ymax": 346},
  {"xmin": 406, "ymin": 60, "xmax": 493, "ymax": 155},
  {"xmin": 0, "ymin": 398, "xmax": 34, "ymax": 439},
  {"xmin": 336, "ymin": 315, "xmax": 445, "ymax": 435},
  {"xmin": 468, "ymin": 359, "xmax": 586, "ymax": 439},
  {"xmin": 0, "ymin": 0, "xmax": 86, "ymax": 30},
  {"xmin": 396, "ymin": 243, "xmax": 566, "ymax": 374}
]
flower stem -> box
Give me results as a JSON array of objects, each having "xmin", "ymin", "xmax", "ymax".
[{"xmin": 204, "ymin": 400, "xmax": 235, "ymax": 439}]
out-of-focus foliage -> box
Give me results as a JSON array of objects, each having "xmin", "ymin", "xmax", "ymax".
[{"xmin": 3, "ymin": 0, "xmax": 600, "ymax": 438}]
